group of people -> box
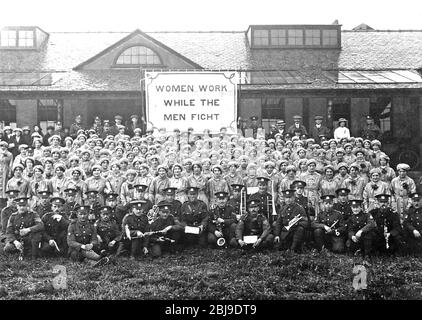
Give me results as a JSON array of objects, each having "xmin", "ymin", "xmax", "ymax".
[{"xmin": 0, "ymin": 113, "xmax": 421, "ymax": 266}]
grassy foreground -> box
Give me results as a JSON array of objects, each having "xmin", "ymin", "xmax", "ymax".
[{"xmin": 0, "ymin": 247, "xmax": 422, "ymax": 300}]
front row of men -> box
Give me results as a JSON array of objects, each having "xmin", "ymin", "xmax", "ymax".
[{"xmin": 1, "ymin": 178, "xmax": 422, "ymax": 264}]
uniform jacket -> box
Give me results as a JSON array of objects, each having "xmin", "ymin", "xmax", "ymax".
[
  {"xmin": 346, "ymin": 211, "xmax": 375, "ymax": 239},
  {"xmin": 207, "ymin": 205, "xmax": 236, "ymax": 233},
  {"xmin": 314, "ymin": 209, "xmax": 347, "ymax": 235},
  {"xmin": 6, "ymin": 210, "xmax": 44, "ymax": 243},
  {"xmin": 67, "ymin": 220, "xmax": 98, "ymax": 250},
  {"xmin": 369, "ymin": 208, "xmax": 402, "ymax": 237},
  {"xmin": 403, "ymin": 206, "xmax": 422, "ymax": 233},
  {"xmin": 179, "ymin": 199, "xmax": 208, "ymax": 228},
  {"xmin": 41, "ymin": 212, "xmax": 70, "ymax": 241},
  {"xmin": 236, "ymin": 214, "xmax": 270, "ymax": 240},
  {"xmin": 274, "ymin": 202, "xmax": 307, "ymax": 236}
]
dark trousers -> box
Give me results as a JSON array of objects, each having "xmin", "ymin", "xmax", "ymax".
[
  {"xmin": 181, "ymin": 232, "xmax": 208, "ymax": 248},
  {"xmin": 234, "ymin": 233, "xmax": 274, "ymax": 250},
  {"xmin": 313, "ymin": 228, "xmax": 345, "ymax": 253},
  {"xmin": 207, "ymin": 223, "xmax": 236, "ymax": 247},
  {"xmin": 69, "ymin": 245, "xmax": 101, "ymax": 262},
  {"xmin": 404, "ymin": 234, "xmax": 422, "ymax": 255},
  {"xmin": 275, "ymin": 225, "xmax": 306, "ymax": 252},
  {"xmin": 150, "ymin": 230, "xmax": 183, "ymax": 257},
  {"xmin": 346, "ymin": 231, "xmax": 374, "ymax": 257},
  {"xmin": 3, "ymin": 232, "xmax": 42, "ymax": 259},
  {"xmin": 373, "ymin": 232, "xmax": 405, "ymax": 255},
  {"xmin": 40, "ymin": 231, "xmax": 68, "ymax": 257}
]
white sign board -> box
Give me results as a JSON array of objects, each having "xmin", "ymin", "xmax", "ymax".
[
  {"xmin": 184, "ymin": 226, "xmax": 200, "ymax": 234},
  {"xmin": 145, "ymin": 71, "xmax": 238, "ymax": 134},
  {"xmin": 243, "ymin": 235, "xmax": 258, "ymax": 244}
]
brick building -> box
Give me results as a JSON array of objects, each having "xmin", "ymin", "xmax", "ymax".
[{"xmin": 1, "ymin": 23, "xmax": 422, "ymax": 169}]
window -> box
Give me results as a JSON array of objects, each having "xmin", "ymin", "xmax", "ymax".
[
  {"xmin": 270, "ymin": 29, "xmax": 286, "ymax": 46},
  {"xmin": 305, "ymin": 29, "xmax": 321, "ymax": 46},
  {"xmin": 0, "ymin": 30, "xmax": 17, "ymax": 47},
  {"xmin": 322, "ymin": 29, "xmax": 338, "ymax": 46},
  {"xmin": 37, "ymin": 99, "xmax": 62, "ymax": 132},
  {"xmin": 18, "ymin": 30, "xmax": 34, "ymax": 47},
  {"xmin": 0, "ymin": 100, "xmax": 16, "ymax": 127},
  {"xmin": 370, "ymin": 97, "xmax": 391, "ymax": 134},
  {"xmin": 262, "ymin": 97, "xmax": 285, "ymax": 132},
  {"xmin": 288, "ymin": 29, "xmax": 303, "ymax": 46},
  {"xmin": 253, "ymin": 30, "xmax": 269, "ymax": 46},
  {"xmin": 116, "ymin": 46, "xmax": 161, "ymax": 66}
]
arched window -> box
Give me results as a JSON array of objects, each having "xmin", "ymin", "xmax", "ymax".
[{"xmin": 115, "ymin": 46, "xmax": 162, "ymax": 66}]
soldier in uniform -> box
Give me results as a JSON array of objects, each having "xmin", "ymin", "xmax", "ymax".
[
  {"xmin": 403, "ymin": 192, "xmax": 422, "ymax": 255},
  {"xmin": 103, "ymin": 193, "xmax": 126, "ymax": 228},
  {"xmin": 274, "ymin": 189, "xmax": 308, "ymax": 252},
  {"xmin": 235, "ymin": 199, "xmax": 273, "ymax": 250},
  {"xmin": 249, "ymin": 177, "xmax": 276, "ymax": 225},
  {"xmin": 157, "ymin": 187, "xmax": 182, "ymax": 219},
  {"xmin": 369, "ymin": 194, "xmax": 404, "ymax": 255},
  {"xmin": 33, "ymin": 190, "xmax": 52, "ymax": 218},
  {"xmin": 207, "ymin": 191, "xmax": 237, "ymax": 247},
  {"xmin": 40, "ymin": 197, "xmax": 70, "ymax": 256},
  {"xmin": 95, "ymin": 206, "xmax": 122, "ymax": 256},
  {"xmin": 148, "ymin": 203, "xmax": 181, "ymax": 257},
  {"xmin": 291, "ymin": 180, "xmax": 315, "ymax": 221},
  {"xmin": 69, "ymin": 114, "xmax": 85, "ymax": 139},
  {"xmin": 63, "ymin": 188, "xmax": 79, "ymax": 221},
  {"xmin": 360, "ymin": 116, "xmax": 381, "ymax": 141},
  {"xmin": 0, "ymin": 189, "xmax": 19, "ymax": 237},
  {"xmin": 4, "ymin": 197, "xmax": 44, "ymax": 259},
  {"xmin": 178, "ymin": 187, "xmax": 208, "ymax": 247},
  {"xmin": 249, "ymin": 116, "xmax": 259, "ymax": 139},
  {"xmin": 133, "ymin": 184, "xmax": 154, "ymax": 209},
  {"xmin": 333, "ymin": 188, "xmax": 352, "ymax": 224},
  {"xmin": 227, "ymin": 184, "xmax": 245, "ymax": 221},
  {"xmin": 117, "ymin": 200, "xmax": 149, "ymax": 260},
  {"xmin": 85, "ymin": 190, "xmax": 101, "ymax": 224},
  {"xmin": 346, "ymin": 199, "xmax": 376, "ymax": 258},
  {"xmin": 67, "ymin": 205, "xmax": 107, "ymax": 265},
  {"xmin": 311, "ymin": 195, "xmax": 347, "ymax": 253}
]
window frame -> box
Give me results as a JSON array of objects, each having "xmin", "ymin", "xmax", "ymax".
[
  {"xmin": 253, "ymin": 29, "xmax": 270, "ymax": 46},
  {"xmin": 0, "ymin": 28, "xmax": 36, "ymax": 49},
  {"xmin": 113, "ymin": 45, "xmax": 164, "ymax": 68},
  {"xmin": 322, "ymin": 29, "xmax": 339, "ymax": 47}
]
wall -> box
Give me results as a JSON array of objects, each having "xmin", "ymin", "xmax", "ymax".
[
  {"xmin": 285, "ymin": 98, "xmax": 303, "ymax": 128},
  {"xmin": 307, "ymin": 97, "xmax": 327, "ymax": 129},
  {"xmin": 16, "ymin": 100, "xmax": 37, "ymax": 127},
  {"xmin": 350, "ymin": 98, "xmax": 370, "ymax": 136},
  {"xmin": 239, "ymin": 97, "xmax": 262, "ymax": 122}
]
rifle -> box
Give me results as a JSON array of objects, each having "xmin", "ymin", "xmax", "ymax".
[
  {"xmin": 384, "ymin": 219, "xmax": 390, "ymax": 249},
  {"xmin": 328, "ymin": 220, "xmax": 340, "ymax": 236}
]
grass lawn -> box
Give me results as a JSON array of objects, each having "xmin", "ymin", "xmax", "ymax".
[{"xmin": 0, "ymin": 247, "xmax": 422, "ymax": 300}]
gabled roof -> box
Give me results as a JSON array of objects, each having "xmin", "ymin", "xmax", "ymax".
[
  {"xmin": 2, "ymin": 29, "xmax": 422, "ymax": 92},
  {"xmin": 74, "ymin": 29, "xmax": 203, "ymax": 70}
]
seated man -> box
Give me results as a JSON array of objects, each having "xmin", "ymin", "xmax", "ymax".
[
  {"xmin": 207, "ymin": 192, "xmax": 237, "ymax": 248},
  {"xmin": 67, "ymin": 205, "xmax": 107, "ymax": 265},
  {"xmin": 85, "ymin": 190, "xmax": 101, "ymax": 225},
  {"xmin": 117, "ymin": 200, "xmax": 149, "ymax": 260},
  {"xmin": 235, "ymin": 199, "xmax": 273, "ymax": 250},
  {"xmin": 369, "ymin": 194, "xmax": 404, "ymax": 255},
  {"xmin": 40, "ymin": 197, "xmax": 70, "ymax": 256},
  {"xmin": 403, "ymin": 192, "xmax": 422, "ymax": 255},
  {"xmin": 148, "ymin": 203, "xmax": 181, "ymax": 257},
  {"xmin": 274, "ymin": 189, "xmax": 308, "ymax": 253},
  {"xmin": 4, "ymin": 197, "xmax": 44, "ymax": 260},
  {"xmin": 311, "ymin": 195, "xmax": 346, "ymax": 253},
  {"xmin": 178, "ymin": 187, "xmax": 208, "ymax": 248},
  {"xmin": 103, "ymin": 193, "xmax": 126, "ymax": 228},
  {"xmin": 95, "ymin": 206, "xmax": 122, "ymax": 256},
  {"xmin": 62, "ymin": 188, "xmax": 79, "ymax": 221},
  {"xmin": 346, "ymin": 199, "xmax": 376, "ymax": 258},
  {"xmin": 1, "ymin": 189, "xmax": 19, "ymax": 238},
  {"xmin": 157, "ymin": 187, "xmax": 182, "ymax": 219}
]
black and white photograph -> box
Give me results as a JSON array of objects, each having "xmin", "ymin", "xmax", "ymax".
[{"xmin": 1, "ymin": 0, "xmax": 422, "ymax": 308}]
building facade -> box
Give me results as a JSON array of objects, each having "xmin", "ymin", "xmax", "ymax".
[{"xmin": 1, "ymin": 23, "xmax": 422, "ymax": 169}]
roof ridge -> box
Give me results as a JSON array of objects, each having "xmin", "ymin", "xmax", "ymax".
[
  {"xmin": 49, "ymin": 30, "xmax": 244, "ymax": 34},
  {"xmin": 343, "ymin": 29, "xmax": 422, "ymax": 32}
]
